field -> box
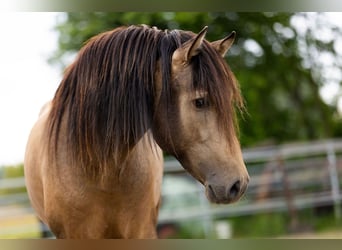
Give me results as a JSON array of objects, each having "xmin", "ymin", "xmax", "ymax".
[{"xmin": 0, "ymin": 206, "xmax": 41, "ymax": 239}]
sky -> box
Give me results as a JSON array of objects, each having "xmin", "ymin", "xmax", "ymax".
[
  {"xmin": 0, "ymin": 13, "xmax": 61, "ymax": 166},
  {"xmin": 0, "ymin": 12, "xmax": 341, "ymax": 166}
]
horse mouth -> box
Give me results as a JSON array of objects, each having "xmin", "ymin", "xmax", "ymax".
[{"xmin": 204, "ymin": 180, "xmax": 248, "ymax": 204}]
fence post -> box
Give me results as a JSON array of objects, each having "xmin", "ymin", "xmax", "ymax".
[
  {"xmin": 326, "ymin": 141, "xmax": 341, "ymax": 221},
  {"xmin": 277, "ymin": 155, "xmax": 299, "ymax": 232}
]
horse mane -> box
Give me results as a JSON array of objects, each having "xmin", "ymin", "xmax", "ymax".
[{"xmin": 47, "ymin": 25, "xmax": 243, "ymax": 177}]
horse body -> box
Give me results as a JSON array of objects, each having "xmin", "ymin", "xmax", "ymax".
[
  {"xmin": 24, "ymin": 25, "xmax": 249, "ymax": 238},
  {"xmin": 25, "ymin": 102, "xmax": 163, "ymax": 238}
]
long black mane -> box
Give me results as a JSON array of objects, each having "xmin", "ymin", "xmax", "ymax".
[{"xmin": 48, "ymin": 25, "xmax": 242, "ymax": 177}]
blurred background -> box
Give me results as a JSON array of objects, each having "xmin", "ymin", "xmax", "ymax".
[{"xmin": 1, "ymin": 12, "xmax": 342, "ymax": 238}]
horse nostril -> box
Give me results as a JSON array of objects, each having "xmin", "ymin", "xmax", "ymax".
[{"xmin": 228, "ymin": 180, "xmax": 241, "ymax": 199}]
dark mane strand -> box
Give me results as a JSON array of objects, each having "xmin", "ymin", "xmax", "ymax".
[{"xmin": 48, "ymin": 25, "xmax": 164, "ymax": 176}]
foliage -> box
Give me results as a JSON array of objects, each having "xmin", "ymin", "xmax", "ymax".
[
  {"xmin": 226, "ymin": 207, "xmax": 342, "ymax": 238},
  {"xmin": 50, "ymin": 12, "xmax": 342, "ymax": 147},
  {"xmin": 230, "ymin": 212, "xmax": 288, "ymax": 237},
  {"xmin": 0, "ymin": 163, "xmax": 24, "ymax": 178},
  {"xmin": 0, "ymin": 164, "xmax": 26, "ymax": 195}
]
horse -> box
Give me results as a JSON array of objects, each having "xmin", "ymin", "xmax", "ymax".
[{"xmin": 24, "ymin": 24, "xmax": 249, "ymax": 239}]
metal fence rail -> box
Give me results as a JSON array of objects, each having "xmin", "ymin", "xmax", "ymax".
[{"xmin": 1, "ymin": 138, "xmax": 342, "ymax": 238}]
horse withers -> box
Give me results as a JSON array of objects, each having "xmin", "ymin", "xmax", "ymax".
[{"xmin": 24, "ymin": 25, "xmax": 249, "ymax": 238}]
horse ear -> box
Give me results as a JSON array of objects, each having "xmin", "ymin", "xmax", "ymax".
[
  {"xmin": 172, "ymin": 26, "xmax": 208, "ymax": 65},
  {"xmin": 211, "ymin": 31, "xmax": 236, "ymax": 57}
]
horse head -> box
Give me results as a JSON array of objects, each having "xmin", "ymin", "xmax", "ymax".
[{"xmin": 153, "ymin": 27, "xmax": 249, "ymax": 204}]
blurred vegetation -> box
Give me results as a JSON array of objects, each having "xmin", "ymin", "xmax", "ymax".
[
  {"xmin": 229, "ymin": 207, "xmax": 342, "ymax": 238},
  {"xmin": 0, "ymin": 163, "xmax": 24, "ymax": 178},
  {"xmin": 157, "ymin": 206, "xmax": 342, "ymax": 238},
  {"xmin": 0, "ymin": 164, "xmax": 26, "ymax": 195},
  {"xmin": 50, "ymin": 12, "xmax": 342, "ymax": 148}
]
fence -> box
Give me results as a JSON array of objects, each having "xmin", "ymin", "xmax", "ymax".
[{"xmin": 1, "ymin": 139, "xmax": 342, "ymax": 238}]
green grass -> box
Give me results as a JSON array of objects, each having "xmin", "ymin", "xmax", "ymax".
[{"xmin": 224, "ymin": 205, "xmax": 342, "ymax": 238}]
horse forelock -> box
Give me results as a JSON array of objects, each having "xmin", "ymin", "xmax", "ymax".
[
  {"xmin": 190, "ymin": 40, "xmax": 244, "ymax": 151},
  {"xmin": 47, "ymin": 25, "xmax": 242, "ymax": 177}
]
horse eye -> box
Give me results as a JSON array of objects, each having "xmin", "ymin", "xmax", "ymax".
[{"xmin": 194, "ymin": 97, "xmax": 209, "ymax": 109}]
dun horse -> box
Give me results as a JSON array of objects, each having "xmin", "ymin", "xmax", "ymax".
[{"xmin": 24, "ymin": 25, "xmax": 249, "ymax": 238}]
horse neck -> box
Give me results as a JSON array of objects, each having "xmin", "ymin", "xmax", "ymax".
[{"xmin": 95, "ymin": 132, "xmax": 163, "ymax": 192}]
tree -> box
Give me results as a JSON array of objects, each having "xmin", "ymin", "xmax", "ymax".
[{"xmin": 50, "ymin": 12, "xmax": 342, "ymax": 147}]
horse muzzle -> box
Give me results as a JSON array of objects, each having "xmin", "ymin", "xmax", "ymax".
[{"xmin": 205, "ymin": 177, "xmax": 249, "ymax": 204}]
